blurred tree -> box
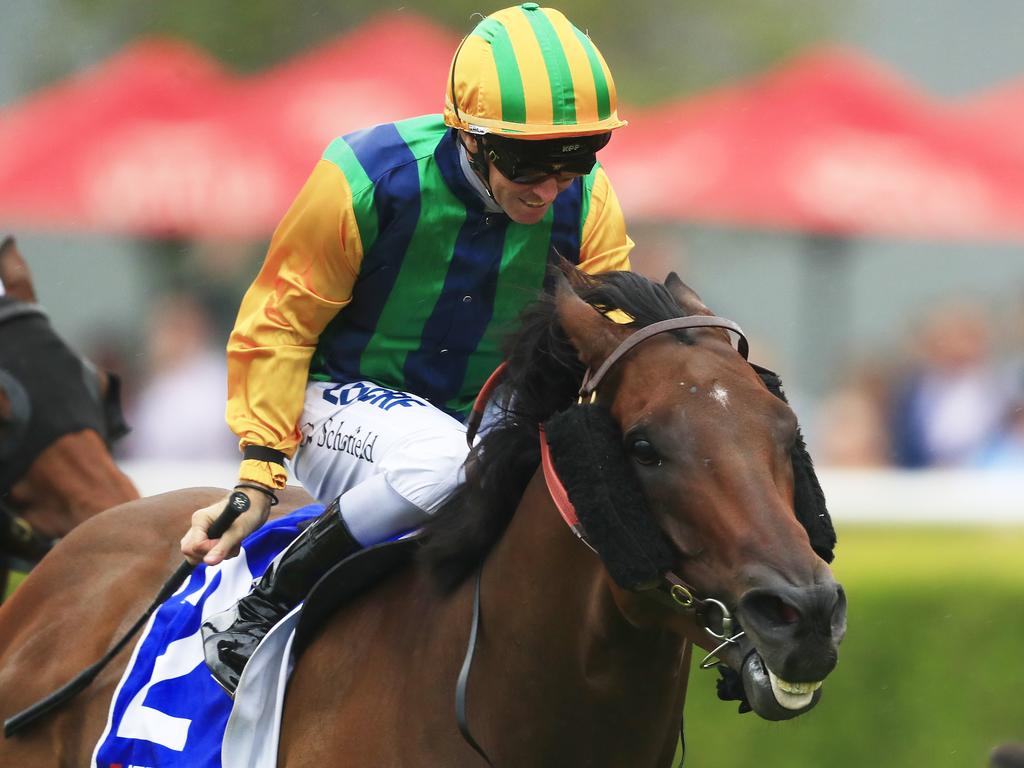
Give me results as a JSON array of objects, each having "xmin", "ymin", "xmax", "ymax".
[{"xmin": 58, "ymin": 0, "xmax": 846, "ymax": 105}]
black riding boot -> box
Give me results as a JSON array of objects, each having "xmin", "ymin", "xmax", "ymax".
[{"xmin": 201, "ymin": 499, "xmax": 360, "ymax": 695}]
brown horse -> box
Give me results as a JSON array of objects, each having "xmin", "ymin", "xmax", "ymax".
[
  {"xmin": 0, "ymin": 269, "xmax": 846, "ymax": 766},
  {"xmin": 0, "ymin": 236, "xmax": 138, "ymax": 596}
]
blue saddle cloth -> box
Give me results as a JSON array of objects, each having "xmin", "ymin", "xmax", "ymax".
[{"xmin": 91, "ymin": 505, "xmax": 322, "ymax": 768}]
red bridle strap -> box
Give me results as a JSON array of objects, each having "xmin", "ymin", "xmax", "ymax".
[
  {"xmin": 537, "ymin": 427, "xmax": 591, "ymax": 546},
  {"xmin": 539, "ymin": 423, "xmax": 723, "ymax": 628},
  {"xmin": 465, "ymin": 361, "xmax": 508, "ymax": 447}
]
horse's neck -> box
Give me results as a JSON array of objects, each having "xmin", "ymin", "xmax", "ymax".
[
  {"xmin": 474, "ymin": 470, "xmax": 692, "ymax": 767},
  {"xmin": 12, "ymin": 431, "xmax": 139, "ymax": 538}
]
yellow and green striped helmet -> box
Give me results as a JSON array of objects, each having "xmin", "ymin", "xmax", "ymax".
[{"xmin": 444, "ymin": 3, "xmax": 627, "ymax": 138}]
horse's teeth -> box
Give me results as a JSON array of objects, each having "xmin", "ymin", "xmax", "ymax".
[
  {"xmin": 767, "ymin": 669, "xmax": 822, "ymax": 710},
  {"xmin": 776, "ymin": 677, "xmax": 822, "ymax": 695}
]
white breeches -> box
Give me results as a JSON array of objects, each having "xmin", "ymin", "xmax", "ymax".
[{"xmin": 288, "ymin": 381, "xmax": 471, "ymax": 546}]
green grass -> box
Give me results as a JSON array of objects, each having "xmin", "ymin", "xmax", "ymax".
[
  {"xmin": 2, "ymin": 569, "xmax": 27, "ymax": 603},
  {"xmin": 682, "ymin": 525, "xmax": 1024, "ymax": 768}
]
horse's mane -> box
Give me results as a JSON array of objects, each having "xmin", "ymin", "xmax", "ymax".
[{"xmin": 419, "ymin": 269, "xmax": 688, "ymax": 592}]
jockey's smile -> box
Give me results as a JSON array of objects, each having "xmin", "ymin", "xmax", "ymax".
[{"xmin": 476, "ymin": 149, "xmax": 577, "ymax": 225}]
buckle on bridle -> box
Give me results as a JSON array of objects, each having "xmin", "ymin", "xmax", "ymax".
[{"xmin": 670, "ymin": 582, "xmax": 695, "ymax": 608}]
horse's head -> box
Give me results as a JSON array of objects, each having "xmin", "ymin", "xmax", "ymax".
[
  {"xmin": 550, "ymin": 269, "xmax": 846, "ymax": 720},
  {"xmin": 0, "ymin": 237, "xmax": 135, "ymax": 545}
]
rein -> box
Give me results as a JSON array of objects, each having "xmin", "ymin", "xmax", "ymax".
[
  {"xmin": 455, "ymin": 314, "xmax": 751, "ymax": 764},
  {"xmin": 4, "ymin": 493, "xmax": 252, "ymax": 736}
]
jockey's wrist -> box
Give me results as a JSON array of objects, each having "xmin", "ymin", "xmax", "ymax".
[
  {"xmin": 234, "ymin": 482, "xmax": 279, "ymax": 507},
  {"xmin": 238, "ymin": 458, "xmax": 288, "ymax": 490}
]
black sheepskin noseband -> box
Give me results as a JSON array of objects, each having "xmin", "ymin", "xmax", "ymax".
[
  {"xmin": 544, "ymin": 404, "xmax": 676, "ymax": 590},
  {"xmin": 542, "ymin": 365, "xmax": 836, "ymax": 592},
  {"xmin": 751, "ymin": 364, "xmax": 836, "ymax": 563}
]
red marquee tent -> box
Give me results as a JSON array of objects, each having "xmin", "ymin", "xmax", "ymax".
[
  {"xmin": 0, "ymin": 12, "xmax": 459, "ymax": 239},
  {"xmin": 959, "ymin": 79, "xmax": 1024, "ymax": 158},
  {"xmin": 602, "ymin": 47, "xmax": 1024, "ymax": 242},
  {"xmin": 5, "ymin": 30, "xmax": 1024, "ymax": 242},
  {"xmin": 227, "ymin": 11, "xmax": 460, "ymax": 164},
  {"xmin": 0, "ymin": 38, "xmax": 239, "ymax": 236}
]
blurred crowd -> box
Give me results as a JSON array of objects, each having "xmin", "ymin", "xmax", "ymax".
[
  {"xmin": 809, "ymin": 295, "xmax": 1024, "ymax": 469},
  {"xmin": 116, "ymin": 290, "xmax": 238, "ymax": 461},
  {"xmin": 100, "ymin": 242, "xmax": 255, "ymax": 465},
  {"xmin": 98, "ymin": 247, "xmax": 1024, "ymax": 472}
]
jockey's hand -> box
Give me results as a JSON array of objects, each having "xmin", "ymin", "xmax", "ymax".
[{"xmin": 180, "ymin": 489, "xmax": 273, "ymax": 566}]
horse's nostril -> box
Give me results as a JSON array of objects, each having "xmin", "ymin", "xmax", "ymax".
[
  {"xmin": 831, "ymin": 585, "xmax": 848, "ymax": 632},
  {"xmin": 778, "ymin": 602, "xmax": 800, "ymax": 624},
  {"xmin": 745, "ymin": 593, "xmax": 800, "ymax": 628}
]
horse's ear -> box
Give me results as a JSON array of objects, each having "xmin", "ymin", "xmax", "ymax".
[
  {"xmin": 0, "ymin": 237, "xmax": 37, "ymax": 302},
  {"xmin": 554, "ymin": 271, "xmax": 623, "ymax": 369},
  {"xmin": 665, "ymin": 272, "xmax": 712, "ymax": 317}
]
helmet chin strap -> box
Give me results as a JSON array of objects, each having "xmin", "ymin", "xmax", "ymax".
[{"xmin": 459, "ymin": 132, "xmax": 498, "ymax": 203}]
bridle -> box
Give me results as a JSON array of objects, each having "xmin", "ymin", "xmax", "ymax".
[
  {"xmin": 457, "ymin": 314, "xmax": 752, "ymax": 764},
  {"xmin": 560, "ymin": 314, "xmax": 749, "ymax": 658},
  {"xmin": 537, "ymin": 423, "xmax": 741, "ymax": 661},
  {"xmin": 578, "ymin": 314, "xmax": 749, "ymax": 400}
]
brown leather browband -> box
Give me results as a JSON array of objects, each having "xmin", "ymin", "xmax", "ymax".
[{"xmin": 580, "ymin": 315, "xmax": 749, "ymax": 399}]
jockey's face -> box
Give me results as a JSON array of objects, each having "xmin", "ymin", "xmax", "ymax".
[
  {"xmin": 489, "ymin": 166, "xmax": 578, "ymax": 225},
  {"xmin": 462, "ymin": 134, "xmax": 580, "ymax": 225}
]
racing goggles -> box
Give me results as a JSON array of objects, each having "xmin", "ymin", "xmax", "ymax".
[{"xmin": 483, "ymin": 132, "xmax": 611, "ymax": 185}]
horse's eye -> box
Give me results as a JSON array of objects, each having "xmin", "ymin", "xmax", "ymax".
[{"xmin": 629, "ymin": 438, "xmax": 661, "ymax": 466}]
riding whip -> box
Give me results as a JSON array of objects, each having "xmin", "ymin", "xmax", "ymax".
[{"xmin": 3, "ymin": 491, "xmax": 251, "ymax": 737}]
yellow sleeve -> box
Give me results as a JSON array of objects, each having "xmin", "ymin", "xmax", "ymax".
[
  {"xmin": 227, "ymin": 159, "xmax": 365, "ymax": 488},
  {"xmin": 578, "ymin": 167, "xmax": 633, "ymax": 275}
]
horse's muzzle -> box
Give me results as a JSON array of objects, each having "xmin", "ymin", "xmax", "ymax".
[{"xmin": 721, "ymin": 575, "xmax": 847, "ymax": 719}]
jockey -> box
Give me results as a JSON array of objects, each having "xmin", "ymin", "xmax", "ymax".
[{"xmin": 181, "ymin": 2, "xmax": 632, "ymax": 695}]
